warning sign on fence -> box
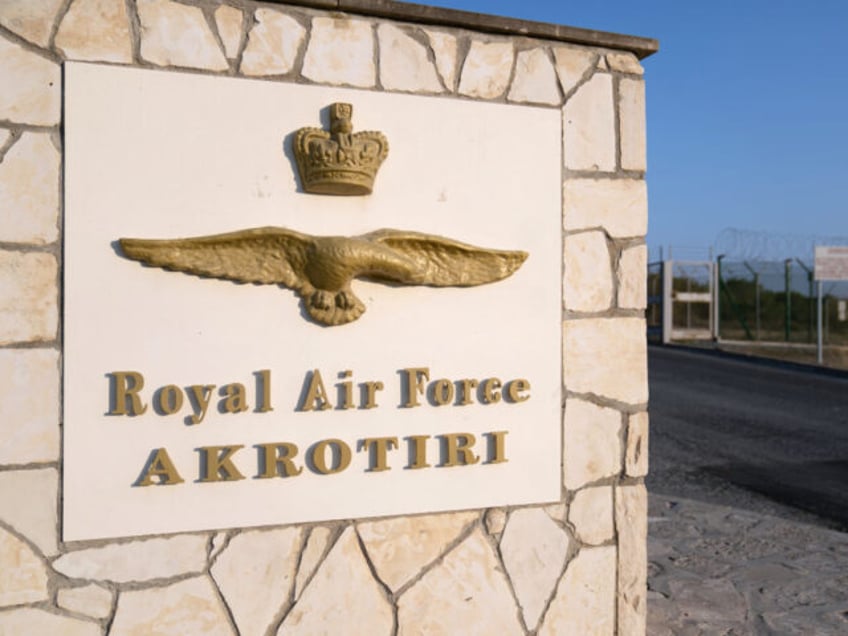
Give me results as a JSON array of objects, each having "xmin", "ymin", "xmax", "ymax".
[{"xmin": 814, "ymin": 246, "xmax": 848, "ymax": 281}]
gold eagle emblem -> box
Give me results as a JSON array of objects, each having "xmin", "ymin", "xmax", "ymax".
[{"xmin": 119, "ymin": 227, "xmax": 528, "ymax": 326}]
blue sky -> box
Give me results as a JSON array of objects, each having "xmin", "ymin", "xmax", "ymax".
[{"xmin": 402, "ymin": 0, "xmax": 848, "ymax": 258}]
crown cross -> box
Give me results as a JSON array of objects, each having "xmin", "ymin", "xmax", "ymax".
[{"xmin": 294, "ymin": 103, "xmax": 389, "ymax": 196}]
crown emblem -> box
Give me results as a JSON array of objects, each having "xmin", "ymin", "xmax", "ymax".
[{"xmin": 294, "ymin": 103, "xmax": 389, "ymax": 196}]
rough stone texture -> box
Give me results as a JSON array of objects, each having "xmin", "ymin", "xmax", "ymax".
[
  {"xmin": 568, "ymin": 486, "xmax": 614, "ymax": 545},
  {"xmin": 302, "ymin": 17, "xmax": 375, "ymax": 88},
  {"xmin": 0, "ymin": 36, "xmax": 61, "ymax": 126},
  {"xmin": 0, "ymin": 132, "xmax": 59, "ymax": 244},
  {"xmin": 0, "ymin": 468, "xmax": 58, "ymax": 556},
  {"xmin": 280, "ymin": 527, "xmax": 393, "ymax": 635},
  {"xmin": 0, "ymin": 348, "xmax": 59, "ymax": 464},
  {"xmin": 0, "ymin": 251, "xmax": 57, "ymax": 345},
  {"xmin": 378, "ymin": 24, "xmax": 442, "ymax": 93},
  {"xmin": 562, "ymin": 399, "xmax": 622, "ymax": 490},
  {"xmin": 626, "ymin": 411, "xmax": 649, "ymax": 477},
  {"xmin": 240, "ymin": 9, "xmax": 304, "ymax": 76},
  {"xmin": 0, "ymin": 526, "xmax": 48, "ymax": 606},
  {"xmin": 553, "ymin": 46, "xmax": 596, "ymax": 95},
  {"xmin": 214, "ymin": 5, "xmax": 243, "ymax": 60},
  {"xmin": 563, "ymin": 317, "xmax": 648, "ymax": 404},
  {"xmin": 397, "ymin": 528, "xmax": 523, "ymax": 634},
  {"xmin": 484, "ymin": 508, "xmax": 507, "ymax": 535},
  {"xmin": 563, "ymin": 178, "xmax": 648, "ymax": 238},
  {"xmin": 294, "ymin": 526, "xmax": 331, "ymax": 599},
  {"xmin": 458, "ymin": 40, "xmax": 514, "ymax": 99},
  {"xmin": 563, "ymin": 231, "xmax": 612, "ymax": 312},
  {"xmin": 358, "ymin": 511, "xmax": 477, "ymax": 591},
  {"xmin": 563, "ymin": 73, "xmax": 615, "ymax": 172},
  {"xmin": 607, "ymin": 51, "xmax": 644, "ymax": 75},
  {"xmin": 0, "ymin": 608, "xmax": 100, "ymax": 636},
  {"xmin": 620, "ymin": 78, "xmax": 647, "ymax": 171},
  {"xmin": 425, "ymin": 30, "xmax": 457, "ymax": 90},
  {"xmin": 0, "ymin": 130, "xmax": 10, "ymax": 149},
  {"xmin": 211, "ymin": 527, "xmax": 302, "ymax": 636},
  {"xmin": 544, "ymin": 503, "xmax": 567, "ymax": 522},
  {"xmin": 57, "ymin": 583, "xmax": 114, "ymax": 620},
  {"xmin": 52, "ymin": 534, "xmax": 207, "ymax": 582},
  {"xmin": 508, "ymin": 48, "xmax": 560, "ymax": 105},
  {"xmin": 54, "ymin": 0, "xmax": 133, "ymax": 64},
  {"xmin": 209, "ymin": 532, "xmax": 228, "ymax": 560},
  {"xmin": 0, "ymin": 0, "xmax": 64, "ymax": 47},
  {"xmin": 539, "ymin": 545, "xmax": 616, "ymax": 635},
  {"xmin": 110, "ymin": 576, "xmax": 234, "ymax": 636},
  {"xmin": 617, "ymin": 243, "xmax": 647, "ymax": 309},
  {"xmin": 500, "ymin": 508, "xmax": 570, "ymax": 630},
  {"xmin": 617, "ymin": 484, "xmax": 647, "ymax": 635},
  {"xmin": 137, "ymin": 0, "xmax": 228, "ymax": 71}
]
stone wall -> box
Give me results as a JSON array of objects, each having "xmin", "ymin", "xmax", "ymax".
[{"xmin": 0, "ymin": 1, "xmax": 651, "ymax": 634}]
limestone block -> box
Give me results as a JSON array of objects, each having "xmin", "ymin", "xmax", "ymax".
[
  {"xmin": 620, "ymin": 78, "xmax": 647, "ymax": 171},
  {"xmin": 563, "ymin": 231, "xmax": 612, "ymax": 312},
  {"xmin": 137, "ymin": 0, "xmax": 228, "ymax": 71},
  {"xmin": 0, "ymin": 0, "xmax": 63, "ymax": 47},
  {"xmin": 562, "ymin": 398, "xmax": 622, "ymax": 490},
  {"xmin": 240, "ymin": 9, "xmax": 304, "ymax": 76},
  {"xmin": 54, "ymin": 0, "xmax": 133, "ymax": 64},
  {"xmin": 0, "ymin": 130, "xmax": 10, "ymax": 148},
  {"xmin": 0, "ymin": 132, "xmax": 60, "ymax": 244},
  {"xmin": 0, "ymin": 348, "xmax": 59, "ymax": 464},
  {"xmin": 617, "ymin": 243, "xmax": 647, "ymax": 309},
  {"xmin": 397, "ymin": 528, "xmax": 523, "ymax": 634},
  {"xmin": 0, "ymin": 608, "xmax": 100, "ymax": 636},
  {"xmin": 500, "ymin": 508, "xmax": 570, "ymax": 630},
  {"xmin": 552, "ymin": 46, "xmax": 596, "ymax": 96},
  {"xmin": 0, "ymin": 36, "xmax": 61, "ymax": 126},
  {"xmin": 0, "ymin": 468, "xmax": 57, "ymax": 556},
  {"xmin": 209, "ymin": 531, "xmax": 228, "ymax": 560},
  {"xmin": 110, "ymin": 576, "xmax": 234, "ymax": 636},
  {"xmin": 211, "ymin": 527, "xmax": 302, "ymax": 636},
  {"xmin": 0, "ymin": 251, "xmax": 57, "ymax": 344},
  {"xmin": 563, "ymin": 73, "xmax": 615, "ymax": 171},
  {"xmin": 379, "ymin": 24, "xmax": 442, "ymax": 93},
  {"xmin": 606, "ymin": 51, "xmax": 644, "ymax": 75},
  {"xmin": 484, "ymin": 508, "xmax": 506, "ymax": 535},
  {"xmin": 597, "ymin": 56, "xmax": 609, "ymax": 70},
  {"xmin": 280, "ymin": 527, "xmax": 393, "ymax": 634},
  {"xmin": 358, "ymin": 511, "xmax": 477, "ymax": 592},
  {"xmin": 563, "ymin": 317, "xmax": 648, "ymax": 404},
  {"xmin": 458, "ymin": 40, "xmax": 514, "ymax": 99},
  {"xmin": 57, "ymin": 583, "xmax": 114, "ymax": 620},
  {"xmin": 52, "ymin": 534, "xmax": 207, "ymax": 582},
  {"xmin": 215, "ymin": 5, "xmax": 243, "ymax": 59},
  {"xmin": 0, "ymin": 526, "xmax": 48, "ymax": 606},
  {"xmin": 302, "ymin": 17, "xmax": 375, "ymax": 88},
  {"xmin": 626, "ymin": 411, "xmax": 649, "ymax": 477},
  {"xmin": 508, "ymin": 48, "xmax": 560, "ymax": 105},
  {"xmin": 538, "ymin": 545, "xmax": 616, "ymax": 635},
  {"xmin": 425, "ymin": 30, "xmax": 457, "ymax": 90},
  {"xmin": 568, "ymin": 485, "xmax": 614, "ymax": 545},
  {"xmin": 563, "ymin": 178, "xmax": 647, "ymax": 238},
  {"xmin": 616, "ymin": 484, "xmax": 648, "ymax": 635},
  {"xmin": 294, "ymin": 526, "xmax": 332, "ymax": 599},
  {"xmin": 544, "ymin": 503, "xmax": 566, "ymax": 522}
]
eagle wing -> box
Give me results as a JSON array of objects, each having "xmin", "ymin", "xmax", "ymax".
[
  {"xmin": 119, "ymin": 226, "xmax": 312, "ymax": 291},
  {"xmin": 361, "ymin": 229, "xmax": 528, "ymax": 286}
]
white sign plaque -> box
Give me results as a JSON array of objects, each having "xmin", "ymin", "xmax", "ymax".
[
  {"xmin": 63, "ymin": 63, "xmax": 563, "ymax": 541},
  {"xmin": 815, "ymin": 246, "xmax": 848, "ymax": 281}
]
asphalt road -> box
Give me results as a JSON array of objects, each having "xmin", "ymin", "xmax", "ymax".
[{"xmin": 647, "ymin": 345, "xmax": 848, "ymax": 531}]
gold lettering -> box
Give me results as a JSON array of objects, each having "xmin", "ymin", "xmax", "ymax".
[
  {"xmin": 401, "ymin": 367, "xmax": 429, "ymax": 407},
  {"xmin": 484, "ymin": 431, "xmax": 509, "ymax": 464},
  {"xmin": 186, "ymin": 384, "xmax": 215, "ymax": 425},
  {"xmin": 198, "ymin": 445, "xmax": 245, "ymax": 482},
  {"xmin": 136, "ymin": 448, "xmax": 184, "ymax": 486},
  {"xmin": 157, "ymin": 384, "xmax": 183, "ymax": 415},
  {"xmin": 431, "ymin": 378, "xmax": 454, "ymax": 405},
  {"xmin": 300, "ymin": 370, "xmax": 332, "ymax": 411},
  {"xmin": 256, "ymin": 442, "xmax": 303, "ymax": 478},
  {"xmin": 221, "ymin": 383, "xmax": 248, "ymax": 413},
  {"xmin": 457, "ymin": 378, "xmax": 479, "ymax": 405},
  {"xmin": 361, "ymin": 380, "xmax": 384, "ymax": 409},
  {"xmin": 440, "ymin": 432, "xmax": 480, "ymax": 467},
  {"xmin": 256, "ymin": 369, "xmax": 273, "ymax": 413},
  {"xmin": 506, "ymin": 379, "xmax": 531, "ymax": 403},
  {"xmin": 310, "ymin": 439, "xmax": 352, "ymax": 475},
  {"xmin": 109, "ymin": 371, "xmax": 147, "ymax": 415},
  {"xmin": 482, "ymin": 378, "xmax": 502, "ymax": 404},
  {"xmin": 406, "ymin": 435, "xmax": 431, "ymax": 469},
  {"xmin": 338, "ymin": 370, "xmax": 354, "ymax": 410},
  {"xmin": 359, "ymin": 437, "xmax": 398, "ymax": 472}
]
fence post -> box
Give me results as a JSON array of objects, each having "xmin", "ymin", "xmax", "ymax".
[
  {"xmin": 714, "ymin": 256, "xmax": 723, "ymax": 341},
  {"xmin": 817, "ymin": 281, "xmax": 823, "ymax": 364},
  {"xmin": 784, "ymin": 259, "xmax": 792, "ymax": 342},
  {"xmin": 662, "ymin": 260, "xmax": 673, "ymax": 344}
]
